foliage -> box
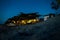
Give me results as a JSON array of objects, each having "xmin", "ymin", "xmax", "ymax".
[
  {"xmin": 51, "ymin": 1, "xmax": 59, "ymax": 10},
  {"xmin": 56, "ymin": 0, "xmax": 60, "ymax": 5},
  {"xmin": 51, "ymin": 0, "xmax": 60, "ymax": 14}
]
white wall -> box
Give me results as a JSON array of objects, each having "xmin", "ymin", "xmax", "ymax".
[{"xmin": 44, "ymin": 16, "xmax": 49, "ymax": 21}]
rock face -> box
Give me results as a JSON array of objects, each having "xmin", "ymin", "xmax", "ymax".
[{"xmin": 0, "ymin": 16, "xmax": 60, "ymax": 40}]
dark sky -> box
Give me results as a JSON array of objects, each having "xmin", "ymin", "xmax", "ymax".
[{"xmin": 0, "ymin": 0, "xmax": 57, "ymax": 23}]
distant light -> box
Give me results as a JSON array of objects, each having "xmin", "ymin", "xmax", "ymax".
[
  {"xmin": 27, "ymin": 20, "xmax": 32, "ymax": 23},
  {"xmin": 21, "ymin": 20, "xmax": 26, "ymax": 24},
  {"xmin": 12, "ymin": 20, "xmax": 16, "ymax": 24}
]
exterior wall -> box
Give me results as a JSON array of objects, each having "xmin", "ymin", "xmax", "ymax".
[{"xmin": 44, "ymin": 16, "xmax": 49, "ymax": 21}]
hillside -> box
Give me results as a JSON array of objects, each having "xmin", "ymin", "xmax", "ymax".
[{"xmin": 0, "ymin": 15, "xmax": 60, "ymax": 40}]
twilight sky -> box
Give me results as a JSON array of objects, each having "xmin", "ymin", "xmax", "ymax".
[{"xmin": 0, "ymin": 0, "xmax": 56, "ymax": 24}]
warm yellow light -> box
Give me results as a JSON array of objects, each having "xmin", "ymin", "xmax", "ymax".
[
  {"xmin": 14, "ymin": 21, "xmax": 16, "ymax": 23},
  {"xmin": 12, "ymin": 20, "xmax": 16, "ymax": 24},
  {"xmin": 27, "ymin": 19, "xmax": 38, "ymax": 23},
  {"xmin": 21, "ymin": 20, "xmax": 26, "ymax": 24},
  {"xmin": 27, "ymin": 20, "xmax": 32, "ymax": 23},
  {"xmin": 36, "ymin": 19, "xmax": 39, "ymax": 21},
  {"xmin": 17, "ymin": 21, "xmax": 19, "ymax": 23},
  {"xmin": 33, "ymin": 19, "xmax": 37, "ymax": 22},
  {"xmin": 15, "ymin": 19, "xmax": 39, "ymax": 25}
]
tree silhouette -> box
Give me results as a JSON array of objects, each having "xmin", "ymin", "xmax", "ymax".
[
  {"xmin": 4, "ymin": 18, "xmax": 12, "ymax": 24},
  {"xmin": 51, "ymin": 0, "xmax": 60, "ymax": 14},
  {"xmin": 51, "ymin": 2, "xmax": 59, "ymax": 10},
  {"xmin": 17, "ymin": 12, "xmax": 41, "ymax": 19},
  {"xmin": 56, "ymin": 0, "xmax": 60, "ymax": 5},
  {"xmin": 4, "ymin": 12, "xmax": 41, "ymax": 25}
]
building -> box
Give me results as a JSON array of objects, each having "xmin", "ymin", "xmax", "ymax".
[
  {"xmin": 5, "ymin": 13, "xmax": 40, "ymax": 26},
  {"xmin": 44, "ymin": 15, "xmax": 49, "ymax": 21},
  {"xmin": 44, "ymin": 14, "xmax": 55, "ymax": 21}
]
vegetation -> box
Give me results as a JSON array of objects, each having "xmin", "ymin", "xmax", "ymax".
[
  {"xmin": 51, "ymin": 0, "xmax": 60, "ymax": 14},
  {"xmin": 5, "ymin": 12, "xmax": 40, "ymax": 26}
]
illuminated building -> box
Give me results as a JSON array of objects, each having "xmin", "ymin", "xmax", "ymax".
[{"xmin": 5, "ymin": 13, "xmax": 40, "ymax": 26}]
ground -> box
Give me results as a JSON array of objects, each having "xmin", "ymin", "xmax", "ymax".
[{"xmin": 0, "ymin": 15, "xmax": 60, "ymax": 40}]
